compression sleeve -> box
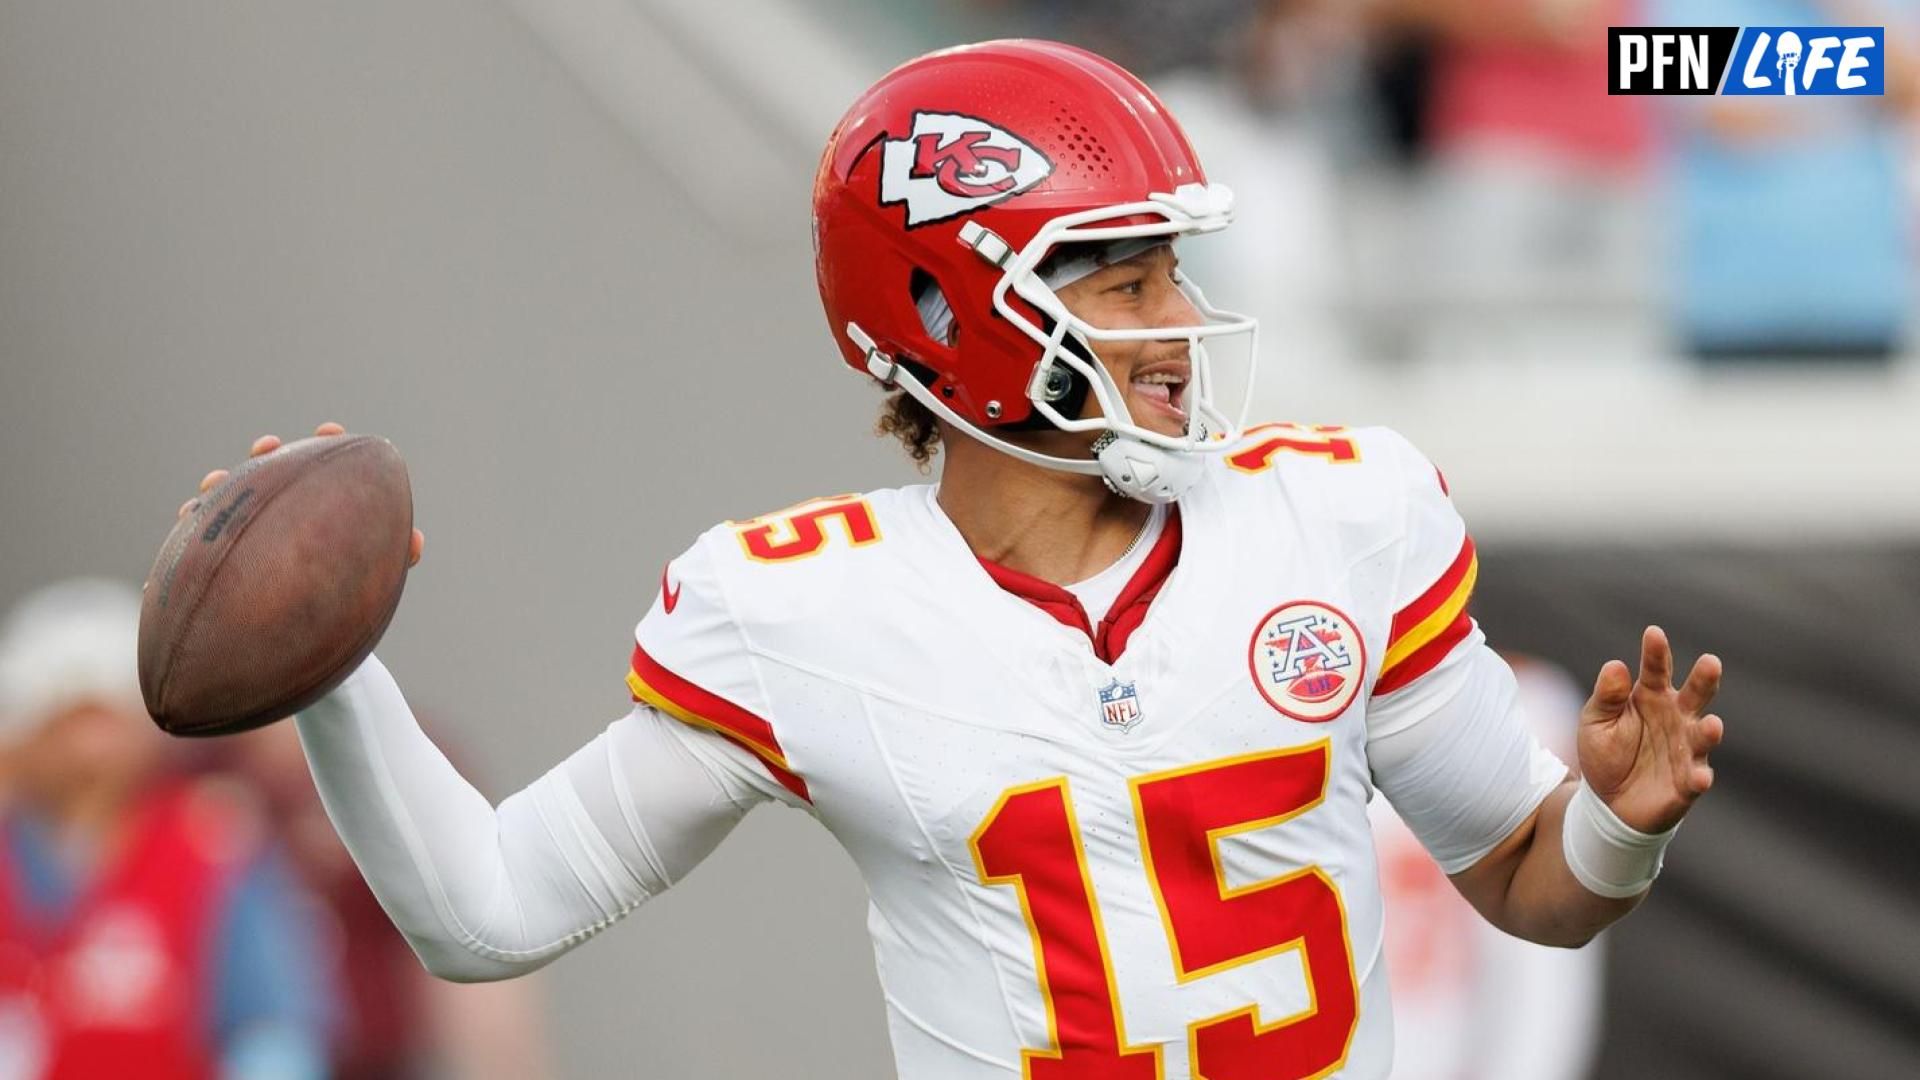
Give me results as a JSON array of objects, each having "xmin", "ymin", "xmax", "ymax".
[
  {"xmin": 293, "ymin": 654, "xmax": 784, "ymax": 982},
  {"xmin": 1367, "ymin": 642, "xmax": 1569, "ymax": 875}
]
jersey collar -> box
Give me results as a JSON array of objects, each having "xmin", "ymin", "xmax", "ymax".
[{"xmin": 977, "ymin": 507, "xmax": 1183, "ymax": 664}]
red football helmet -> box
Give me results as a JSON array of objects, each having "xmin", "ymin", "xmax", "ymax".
[{"xmin": 812, "ymin": 39, "xmax": 1257, "ymax": 502}]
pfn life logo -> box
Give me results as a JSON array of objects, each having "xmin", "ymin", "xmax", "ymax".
[{"xmin": 1609, "ymin": 27, "xmax": 1884, "ymax": 95}]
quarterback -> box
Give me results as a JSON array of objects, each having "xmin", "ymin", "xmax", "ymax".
[{"xmin": 182, "ymin": 41, "xmax": 1724, "ymax": 1079}]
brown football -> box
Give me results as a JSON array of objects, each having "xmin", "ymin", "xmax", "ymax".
[{"xmin": 139, "ymin": 433, "xmax": 413, "ymax": 736}]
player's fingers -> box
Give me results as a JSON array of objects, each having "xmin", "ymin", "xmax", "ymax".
[
  {"xmin": 177, "ymin": 497, "xmax": 198, "ymax": 520},
  {"xmin": 1677, "ymin": 653, "xmax": 1723, "ymax": 716},
  {"xmin": 408, "ymin": 528, "xmax": 425, "ymax": 568},
  {"xmin": 1688, "ymin": 762, "xmax": 1715, "ymax": 796},
  {"xmin": 1581, "ymin": 660, "xmax": 1633, "ymax": 724},
  {"xmin": 1690, "ymin": 713, "xmax": 1725, "ymax": 754},
  {"xmin": 314, "ymin": 421, "xmax": 345, "ymax": 437},
  {"xmin": 1636, "ymin": 625, "xmax": 1673, "ymax": 694},
  {"xmin": 250, "ymin": 435, "xmax": 282, "ymax": 458},
  {"xmin": 198, "ymin": 469, "xmax": 229, "ymax": 494}
]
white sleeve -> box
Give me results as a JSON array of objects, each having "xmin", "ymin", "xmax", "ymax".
[
  {"xmin": 293, "ymin": 654, "xmax": 786, "ymax": 982},
  {"xmin": 1366, "ymin": 641, "xmax": 1570, "ymax": 875}
]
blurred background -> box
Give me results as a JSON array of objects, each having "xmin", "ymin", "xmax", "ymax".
[{"xmin": 1, "ymin": 0, "xmax": 1915, "ymax": 1077}]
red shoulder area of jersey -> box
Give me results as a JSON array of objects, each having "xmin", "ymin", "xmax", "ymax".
[
  {"xmin": 1374, "ymin": 535, "xmax": 1478, "ymax": 696},
  {"xmin": 1224, "ymin": 422, "xmax": 1363, "ymax": 473},
  {"xmin": 627, "ymin": 644, "xmax": 811, "ymax": 802}
]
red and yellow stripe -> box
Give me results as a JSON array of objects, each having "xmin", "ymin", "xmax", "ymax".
[
  {"xmin": 627, "ymin": 644, "xmax": 811, "ymax": 802},
  {"xmin": 1374, "ymin": 536, "xmax": 1478, "ymax": 696}
]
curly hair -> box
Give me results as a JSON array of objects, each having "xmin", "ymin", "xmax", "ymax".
[{"xmin": 877, "ymin": 389, "xmax": 942, "ymax": 470}]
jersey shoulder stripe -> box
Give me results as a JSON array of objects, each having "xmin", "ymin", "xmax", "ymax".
[
  {"xmin": 628, "ymin": 643, "xmax": 811, "ymax": 802},
  {"xmin": 1375, "ymin": 534, "xmax": 1478, "ymax": 696}
]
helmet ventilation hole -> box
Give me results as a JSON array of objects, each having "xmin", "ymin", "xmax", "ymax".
[
  {"xmin": 910, "ymin": 267, "xmax": 957, "ymax": 347},
  {"xmin": 1048, "ymin": 101, "xmax": 1110, "ymax": 178}
]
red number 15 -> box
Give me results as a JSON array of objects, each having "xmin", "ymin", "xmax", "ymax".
[{"xmin": 970, "ymin": 741, "xmax": 1359, "ymax": 1080}]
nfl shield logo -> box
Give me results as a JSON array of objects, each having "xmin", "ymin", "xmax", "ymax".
[{"xmin": 1097, "ymin": 678, "xmax": 1144, "ymax": 733}]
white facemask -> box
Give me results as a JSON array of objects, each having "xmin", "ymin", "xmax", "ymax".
[{"xmin": 853, "ymin": 183, "xmax": 1259, "ymax": 505}]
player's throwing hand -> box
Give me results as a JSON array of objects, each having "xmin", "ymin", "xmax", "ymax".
[
  {"xmin": 1577, "ymin": 627, "xmax": 1724, "ymax": 835},
  {"xmin": 178, "ymin": 421, "xmax": 426, "ymax": 567}
]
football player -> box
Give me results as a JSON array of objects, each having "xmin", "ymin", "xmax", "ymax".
[{"xmin": 181, "ymin": 40, "xmax": 1724, "ymax": 1079}]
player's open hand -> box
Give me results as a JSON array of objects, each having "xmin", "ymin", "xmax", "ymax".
[
  {"xmin": 178, "ymin": 421, "xmax": 426, "ymax": 567},
  {"xmin": 1577, "ymin": 627, "xmax": 1723, "ymax": 834}
]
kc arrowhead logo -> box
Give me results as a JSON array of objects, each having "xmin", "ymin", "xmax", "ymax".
[{"xmin": 880, "ymin": 112, "xmax": 1052, "ymax": 227}]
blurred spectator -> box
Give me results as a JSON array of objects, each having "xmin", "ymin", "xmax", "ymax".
[
  {"xmin": 1376, "ymin": 0, "xmax": 1656, "ymax": 320},
  {"xmin": 216, "ymin": 718, "xmax": 556, "ymax": 1080},
  {"xmin": 1655, "ymin": 0, "xmax": 1915, "ymax": 362},
  {"xmin": 1404, "ymin": 0, "xmax": 1650, "ymax": 168},
  {"xmin": 963, "ymin": 0, "xmax": 1917, "ymax": 368},
  {"xmin": 956, "ymin": 0, "xmax": 1662, "ymax": 366},
  {"xmin": 0, "ymin": 579, "xmax": 334, "ymax": 1080},
  {"xmin": 1370, "ymin": 653, "xmax": 1603, "ymax": 1080},
  {"xmin": 1154, "ymin": 2, "xmax": 1367, "ymax": 384}
]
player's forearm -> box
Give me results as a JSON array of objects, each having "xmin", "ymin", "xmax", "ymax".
[
  {"xmin": 293, "ymin": 655, "xmax": 653, "ymax": 982},
  {"xmin": 1473, "ymin": 780, "xmax": 1642, "ymax": 948}
]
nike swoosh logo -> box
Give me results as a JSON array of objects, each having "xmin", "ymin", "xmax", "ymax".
[{"xmin": 660, "ymin": 563, "xmax": 682, "ymax": 614}]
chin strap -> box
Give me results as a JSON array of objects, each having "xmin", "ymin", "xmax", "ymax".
[
  {"xmin": 1092, "ymin": 432, "xmax": 1205, "ymax": 504},
  {"xmin": 849, "ymin": 322, "xmax": 1207, "ymax": 505}
]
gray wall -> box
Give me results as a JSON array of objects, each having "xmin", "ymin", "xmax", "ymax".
[
  {"xmin": 1472, "ymin": 543, "xmax": 1920, "ymax": 1079},
  {"xmin": 2, "ymin": 2, "xmax": 904, "ymax": 1075}
]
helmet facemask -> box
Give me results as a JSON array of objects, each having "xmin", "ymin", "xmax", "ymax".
[
  {"xmin": 960, "ymin": 183, "xmax": 1259, "ymax": 499},
  {"xmin": 882, "ymin": 183, "xmax": 1257, "ymax": 503},
  {"xmin": 999, "ymin": 185, "xmax": 1257, "ymax": 452}
]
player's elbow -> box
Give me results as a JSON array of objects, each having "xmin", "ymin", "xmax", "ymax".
[
  {"xmin": 426, "ymin": 963, "xmax": 518, "ymax": 985},
  {"xmin": 1533, "ymin": 926, "xmax": 1602, "ymax": 950},
  {"xmin": 419, "ymin": 956, "xmax": 511, "ymax": 984},
  {"xmin": 406, "ymin": 935, "xmax": 546, "ymax": 984},
  {"xmin": 1499, "ymin": 907, "xmax": 1618, "ymax": 949},
  {"xmin": 1482, "ymin": 918, "xmax": 1591, "ymax": 949}
]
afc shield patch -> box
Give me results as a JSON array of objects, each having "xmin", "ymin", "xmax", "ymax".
[
  {"xmin": 1249, "ymin": 600, "xmax": 1366, "ymax": 723},
  {"xmin": 879, "ymin": 111, "xmax": 1052, "ymax": 227}
]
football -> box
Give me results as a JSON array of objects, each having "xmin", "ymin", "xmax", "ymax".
[{"xmin": 138, "ymin": 433, "xmax": 413, "ymax": 736}]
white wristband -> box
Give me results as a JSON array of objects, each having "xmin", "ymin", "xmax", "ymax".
[{"xmin": 1561, "ymin": 778, "xmax": 1679, "ymax": 899}]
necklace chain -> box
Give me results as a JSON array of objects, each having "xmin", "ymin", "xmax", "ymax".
[{"xmin": 1116, "ymin": 506, "xmax": 1158, "ymax": 562}]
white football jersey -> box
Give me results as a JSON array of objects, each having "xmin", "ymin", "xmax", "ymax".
[{"xmin": 627, "ymin": 424, "xmax": 1482, "ymax": 1080}]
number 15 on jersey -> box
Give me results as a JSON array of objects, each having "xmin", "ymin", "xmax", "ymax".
[{"xmin": 970, "ymin": 741, "xmax": 1361, "ymax": 1080}]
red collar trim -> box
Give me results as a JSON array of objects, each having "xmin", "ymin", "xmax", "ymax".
[{"xmin": 977, "ymin": 507, "xmax": 1183, "ymax": 664}]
